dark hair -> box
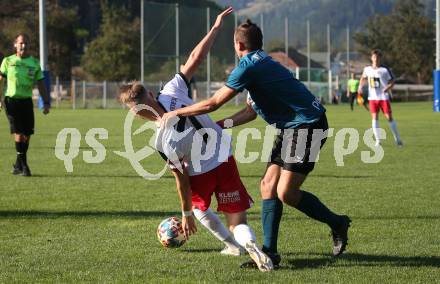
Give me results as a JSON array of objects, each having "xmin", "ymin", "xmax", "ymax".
[
  {"xmin": 119, "ymin": 82, "xmax": 146, "ymax": 104},
  {"xmin": 234, "ymin": 19, "xmax": 263, "ymax": 51},
  {"xmin": 15, "ymin": 33, "xmax": 30, "ymax": 43},
  {"xmin": 371, "ymin": 49, "xmax": 382, "ymax": 57}
]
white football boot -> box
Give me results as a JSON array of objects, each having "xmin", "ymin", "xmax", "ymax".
[
  {"xmin": 244, "ymin": 240, "xmax": 274, "ymax": 272},
  {"xmin": 220, "ymin": 246, "xmax": 244, "ymax": 256}
]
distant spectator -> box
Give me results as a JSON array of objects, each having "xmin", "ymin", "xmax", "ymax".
[{"xmin": 347, "ymin": 73, "xmax": 358, "ymax": 110}]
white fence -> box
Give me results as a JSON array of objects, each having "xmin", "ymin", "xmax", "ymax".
[
  {"xmin": 47, "ymin": 77, "xmax": 434, "ymax": 109},
  {"xmin": 49, "ymin": 79, "xmax": 249, "ymax": 109}
]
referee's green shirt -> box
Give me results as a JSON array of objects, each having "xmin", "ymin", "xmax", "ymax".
[{"xmin": 0, "ymin": 54, "xmax": 44, "ymax": 99}]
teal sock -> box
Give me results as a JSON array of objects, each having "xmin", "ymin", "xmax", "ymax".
[
  {"xmin": 261, "ymin": 198, "xmax": 283, "ymax": 254},
  {"xmin": 296, "ymin": 190, "xmax": 341, "ymax": 230}
]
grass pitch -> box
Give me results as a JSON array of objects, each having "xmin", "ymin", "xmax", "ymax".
[{"xmin": 0, "ymin": 102, "xmax": 439, "ymax": 283}]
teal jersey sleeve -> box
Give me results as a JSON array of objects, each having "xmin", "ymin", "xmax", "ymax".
[{"xmin": 225, "ymin": 64, "xmax": 251, "ymax": 92}]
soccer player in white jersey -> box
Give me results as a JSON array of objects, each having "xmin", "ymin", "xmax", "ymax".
[
  {"xmin": 358, "ymin": 49, "xmax": 402, "ymax": 146},
  {"xmin": 118, "ymin": 7, "xmax": 273, "ymax": 272}
]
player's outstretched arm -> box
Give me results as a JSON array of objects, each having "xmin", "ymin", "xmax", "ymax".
[
  {"xmin": 180, "ymin": 7, "xmax": 233, "ymax": 81},
  {"xmin": 217, "ymin": 99, "xmax": 257, "ymax": 128},
  {"xmin": 171, "ymin": 168, "xmax": 197, "ymax": 239},
  {"xmin": 160, "ymin": 86, "xmax": 237, "ymax": 128}
]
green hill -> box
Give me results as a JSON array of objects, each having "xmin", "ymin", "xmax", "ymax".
[{"xmin": 215, "ymin": 0, "xmax": 435, "ymax": 50}]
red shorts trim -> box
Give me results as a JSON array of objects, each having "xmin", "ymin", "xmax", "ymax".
[
  {"xmin": 369, "ymin": 100, "xmax": 392, "ymax": 115},
  {"xmin": 189, "ymin": 156, "xmax": 253, "ymax": 213}
]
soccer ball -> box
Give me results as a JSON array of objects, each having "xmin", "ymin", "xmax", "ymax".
[{"xmin": 157, "ymin": 217, "xmax": 186, "ymax": 248}]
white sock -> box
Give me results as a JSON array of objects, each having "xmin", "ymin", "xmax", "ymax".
[
  {"xmin": 388, "ymin": 120, "xmax": 401, "ymax": 143},
  {"xmin": 372, "ymin": 119, "xmax": 380, "ymax": 143},
  {"xmin": 232, "ymin": 224, "xmax": 256, "ymax": 248},
  {"xmin": 193, "ymin": 208, "xmax": 240, "ymax": 249}
]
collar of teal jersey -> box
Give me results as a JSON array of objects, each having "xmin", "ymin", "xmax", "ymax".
[{"xmin": 241, "ymin": 50, "xmax": 268, "ymax": 64}]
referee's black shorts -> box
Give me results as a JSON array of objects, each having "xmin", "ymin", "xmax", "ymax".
[
  {"xmin": 4, "ymin": 97, "xmax": 35, "ymax": 136},
  {"xmin": 269, "ymin": 113, "xmax": 329, "ymax": 175},
  {"xmin": 349, "ymin": 92, "xmax": 357, "ymax": 102}
]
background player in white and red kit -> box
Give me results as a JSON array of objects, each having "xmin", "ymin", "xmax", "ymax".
[
  {"xmin": 358, "ymin": 49, "xmax": 402, "ymax": 146},
  {"xmin": 119, "ymin": 7, "xmax": 273, "ymax": 272}
]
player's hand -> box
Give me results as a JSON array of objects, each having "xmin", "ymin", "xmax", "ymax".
[
  {"xmin": 213, "ymin": 7, "xmax": 233, "ymax": 29},
  {"xmin": 0, "ymin": 101, "xmax": 2, "ymax": 111},
  {"xmin": 182, "ymin": 215, "xmax": 197, "ymax": 240},
  {"xmin": 160, "ymin": 110, "xmax": 179, "ymax": 129}
]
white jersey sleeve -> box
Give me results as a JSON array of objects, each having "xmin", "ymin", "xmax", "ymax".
[
  {"xmin": 383, "ymin": 66, "xmax": 394, "ymax": 82},
  {"xmin": 160, "ymin": 73, "xmax": 191, "ymax": 102}
]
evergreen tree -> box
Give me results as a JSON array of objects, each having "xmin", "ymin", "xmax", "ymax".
[
  {"xmin": 0, "ymin": 0, "xmax": 84, "ymax": 80},
  {"xmin": 81, "ymin": 1, "xmax": 140, "ymax": 81},
  {"xmin": 355, "ymin": 0, "xmax": 434, "ymax": 83},
  {"xmin": 47, "ymin": 3, "xmax": 87, "ymax": 79}
]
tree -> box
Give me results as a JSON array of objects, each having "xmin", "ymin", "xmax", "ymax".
[
  {"xmin": 47, "ymin": 3, "xmax": 87, "ymax": 79},
  {"xmin": 355, "ymin": 0, "xmax": 435, "ymax": 83},
  {"xmin": 80, "ymin": 1, "xmax": 140, "ymax": 81},
  {"xmin": 0, "ymin": 0, "xmax": 39, "ymax": 57},
  {"xmin": 0, "ymin": 0, "xmax": 84, "ymax": 80}
]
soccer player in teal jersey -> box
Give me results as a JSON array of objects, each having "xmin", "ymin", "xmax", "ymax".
[{"xmin": 161, "ymin": 19, "xmax": 351, "ymax": 268}]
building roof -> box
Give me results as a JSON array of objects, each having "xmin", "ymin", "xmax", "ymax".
[
  {"xmin": 334, "ymin": 52, "xmax": 364, "ymax": 63},
  {"xmin": 268, "ymin": 51, "xmax": 299, "ymax": 69},
  {"xmin": 269, "ymin": 47, "xmax": 325, "ymax": 69}
]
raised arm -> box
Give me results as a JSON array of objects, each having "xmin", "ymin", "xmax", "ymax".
[{"xmin": 180, "ymin": 7, "xmax": 233, "ymax": 81}]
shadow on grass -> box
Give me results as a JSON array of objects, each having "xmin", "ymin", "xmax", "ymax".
[
  {"xmin": 181, "ymin": 248, "xmax": 221, "ymax": 253},
  {"xmin": 0, "ymin": 210, "xmax": 180, "ymax": 219},
  {"xmin": 245, "ymin": 214, "xmax": 440, "ymax": 220},
  {"xmin": 28, "ymin": 174, "xmax": 375, "ymax": 179},
  {"xmin": 280, "ymin": 252, "xmax": 440, "ymax": 270},
  {"xmin": 30, "ymin": 174, "xmax": 175, "ymax": 179},
  {"xmin": 312, "ymin": 175, "xmax": 376, "ymax": 179},
  {"xmin": 216, "ymin": 175, "xmax": 376, "ymax": 179},
  {"xmin": 3, "ymin": 211, "xmax": 438, "ymax": 222}
]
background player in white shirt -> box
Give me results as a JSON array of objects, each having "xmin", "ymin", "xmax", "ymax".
[
  {"xmin": 358, "ymin": 49, "xmax": 402, "ymax": 146},
  {"xmin": 118, "ymin": 7, "xmax": 273, "ymax": 272}
]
